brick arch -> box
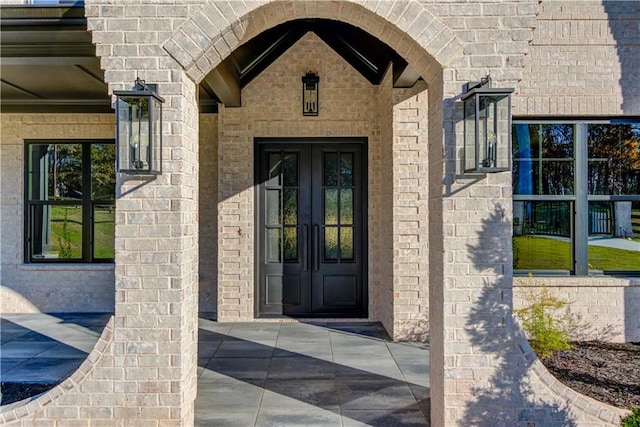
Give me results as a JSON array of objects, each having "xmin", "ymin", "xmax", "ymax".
[{"xmin": 163, "ymin": 0, "xmax": 463, "ymax": 85}]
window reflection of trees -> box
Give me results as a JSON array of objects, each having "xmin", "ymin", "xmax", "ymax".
[
  {"xmin": 513, "ymin": 124, "xmax": 575, "ymax": 195},
  {"xmin": 588, "ymin": 124, "xmax": 640, "ymax": 195}
]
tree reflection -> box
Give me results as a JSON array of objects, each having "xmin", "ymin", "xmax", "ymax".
[{"xmin": 588, "ymin": 124, "xmax": 640, "ymax": 195}]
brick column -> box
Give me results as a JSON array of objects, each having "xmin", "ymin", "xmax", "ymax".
[
  {"xmin": 391, "ymin": 86, "xmax": 430, "ymax": 341},
  {"xmin": 85, "ymin": 3, "xmax": 200, "ymax": 424}
]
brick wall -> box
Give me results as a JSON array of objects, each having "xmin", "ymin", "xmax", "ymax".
[
  {"xmin": 515, "ymin": 277, "xmax": 640, "ymax": 343},
  {"xmin": 392, "ymin": 84, "xmax": 430, "ymax": 341},
  {"xmin": 0, "ymin": 114, "xmax": 116, "ymax": 313},
  {"xmin": 517, "ymin": 1, "xmax": 640, "ymax": 115}
]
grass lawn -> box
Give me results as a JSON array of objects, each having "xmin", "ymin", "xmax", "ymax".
[{"xmin": 514, "ymin": 235, "xmax": 640, "ymax": 271}]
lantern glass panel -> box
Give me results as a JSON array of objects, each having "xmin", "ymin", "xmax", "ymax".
[
  {"xmin": 117, "ymin": 96, "xmax": 151, "ymax": 173},
  {"xmin": 478, "ymin": 94, "xmax": 511, "ymax": 171},
  {"xmin": 464, "ymin": 91, "xmax": 512, "ymax": 172},
  {"xmin": 151, "ymin": 96, "xmax": 162, "ymax": 174},
  {"xmin": 464, "ymin": 96, "xmax": 477, "ymax": 172}
]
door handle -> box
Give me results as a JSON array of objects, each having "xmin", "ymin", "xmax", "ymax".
[
  {"xmin": 302, "ymin": 225, "xmax": 308, "ymax": 271},
  {"xmin": 313, "ymin": 224, "xmax": 319, "ymax": 271}
]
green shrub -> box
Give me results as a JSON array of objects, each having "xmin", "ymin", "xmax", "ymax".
[
  {"xmin": 514, "ymin": 276, "xmax": 573, "ymax": 359},
  {"xmin": 622, "ymin": 407, "xmax": 640, "ymax": 427}
]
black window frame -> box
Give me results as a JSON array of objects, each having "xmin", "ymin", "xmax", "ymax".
[
  {"xmin": 24, "ymin": 139, "xmax": 115, "ymax": 264},
  {"xmin": 513, "ymin": 118, "xmax": 640, "ymax": 277}
]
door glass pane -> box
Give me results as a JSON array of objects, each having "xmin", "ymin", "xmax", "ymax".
[
  {"xmin": 267, "ymin": 228, "xmax": 281, "ymax": 263},
  {"xmin": 340, "ymin": 153, "xmax": 354, "ymax": 186},
  {"xmin": 266, "ymin": 190, "xmax": 281, "ymax": 225},
  {"xmin": 283, "ymin": 189, "xmax": 297, "ymax": 225},
  {"xmin": 340, "ymin": 227, "xmax": 354, "ymax": 260},
  {"xmin": 28, "ymin": 143, "xmax": 83, "ymax": 201},
  {"xmin": 324, "ymin": 189, "xmax": 338, "ymax": 225},
  {"xmin": 324, "ymin": 227, "xmax": 338, "ymax": 260},
  {"xmin": 324, "ymin": 153, "xmax": 338, "ymax": 186},
  {"xmin": 93, "ymin": 204, "xmax": 115, "ymax": 259},
  {"xmin": 588, "ymin": 201, "xmax": 640, "ymax": 271},
  {"xmin": 512, "ymin": 201, "xmax": 572, "ymax": 270},
  {"xmin": 340, "ymin": 189, "xmax": 353, "ymax": 224},
  {"xmin": 284, "ymin": 227, "xmax": 297, "ymax": 261},
  {"xmin": 268, "ymin": 153, "xmax": 281, "ymax": 186},
  {"xmin": 283, "ymin": 153, "xmax": 298, "ymax": 187},
  {"xmin": 91, "ymin": 143, "xmax": 116, "ymax": 200}
]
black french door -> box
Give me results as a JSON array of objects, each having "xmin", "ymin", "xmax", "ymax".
[{"xmin": 256, "ymin": 139, "xmax": 367, "ymax": 317}]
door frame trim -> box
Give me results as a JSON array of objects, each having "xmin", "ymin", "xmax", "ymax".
[{"xmin": 254, "ymin": 137, "xmax": 369, "ymax": 318}]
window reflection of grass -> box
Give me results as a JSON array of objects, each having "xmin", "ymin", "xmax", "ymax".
[
  {"xmin": 513, "ymin": 236, "xmax": 572, "ymax": 270},
  {"xmin": 514, "ymin": 235, "xmax": 640, "ymax": 271},
  {"xmin": 49, "ymin": 205, "xmax": 115, "ymax": 259},
  {"xmin": 588, "ymin": 244, "xmax": 640, "ymax": 270},
  {"xmin": 51, "ymin": 206, "xmax": 82, "ymax": 259},
  {"xmin": 93, "ymin": 207, "xmax": 115, "ymax": 259}
]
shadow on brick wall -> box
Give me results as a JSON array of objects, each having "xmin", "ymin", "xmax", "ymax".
[
  {"xmin": 604, "ymin": 1, "xmax": 640, "ymax": 114},
  {"xmin": 462, "ymin": 205, "xmax": 577, "ymax": 425}
]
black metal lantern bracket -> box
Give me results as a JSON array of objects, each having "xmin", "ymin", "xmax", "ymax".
[
  {"xmin": 113, "ymin": 78, "xmax": 165, "ymax": 175},
  {"xmin": 461, "ymin": 74, "xmax": 514, "ymax": 174}
]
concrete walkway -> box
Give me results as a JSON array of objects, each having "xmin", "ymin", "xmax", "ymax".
[{"xmin": 1, "ymin": 313, "xmax": 430, "ymax": 426}]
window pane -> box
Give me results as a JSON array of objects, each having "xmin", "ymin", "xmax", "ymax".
[
  {"xmin": 283, "ymin": 189, "xmax": 297, "ymax": 225},
  {"xmin": 340, "ymin": 153, "xmax": 354, "ymax": 186},
  {"xmin": 512, "ymin": 124, "xmax": 575, "ymax": 196},
  {"xmin": 30, "ymin": 204, "xmax": 83, "ymax": 260},
  {"xmin": 540, "ymin": 161, "xmax": 574, "ymax": 195},
  {"xmin": 267, "ymin": 228, "xmax": 281, "ymax": 263},
  {"xmin": 541, "ymin": 124, "xmax": 574, "ymax": 158},
  {"xmin": 324, "ymin": 153, "xmax": 338, "ymax": 186},
  {"xmin": 284, "ymin": 227, "xmax": 297, "ymax": 261},
  {"xmin": 513, "ymin": 201, "xmax": 572, "ymax": 270},
  {"xmin": 340, "ymin": 189, "xmax": 353, "ymax": 224},
  {"xmin": 29, "ymin": 143, "xmax": 83, "ymax": 201},
  {"xmin": 94, "ymin": 204, "xmax": 115, "ymax": 259},
  {"xmin": 588, "ymin": 201, "xmax": 640, "ymax": 271},
  {"xmin": 268, "ymin": 153, "xmax": 281, "ymax": 186},
  {"xmin": 513, "ymin": 160, "xmax": 539, "ymax": 195},
  {"xmin": 324, "ymin": 227, "xmax": 338, "ymax": 260},
  {"xmin": 91, "ymin": 143, "xmax": 116, "ymax": 200},
  {"xmin": 325, "ymin": 189, "xmax": 338, "ymax": 225},
  {"xmin": 513, "ymin": 124, "xmax": 540, "ymax": 159},
  {"xmin": 283, "ymin": 153, "xmax": 298, "ymax": 187},
  {"xmin": 266, "ymin": 190, "xmax": 281, "ymax": 225},
  {"xmin": 340, "ymin": 227, "xmax": 354, "ymax": 260},
  {"xmin": 588, "ymin": 124, "xmax": 640, "ymax": 195}
]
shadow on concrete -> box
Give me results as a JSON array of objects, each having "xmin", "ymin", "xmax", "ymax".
[
  {"xmin": 0, "ymin": 313, "xmax": 111, "ymax": 406},
  {"xmin": 462, "ymin": 205, "xmax": 577, "ymax": 426},
  {"xmin": 196, "ymin": 321, "xmax": 430, "ymax": 426}
]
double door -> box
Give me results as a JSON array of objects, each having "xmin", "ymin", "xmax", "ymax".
[{"xmin": 256, "ymin": 140, "xmax": 366, "ymax": 317}]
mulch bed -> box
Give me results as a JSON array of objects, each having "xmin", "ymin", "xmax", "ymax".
[{"xmin": 542, "ymin": 341, "xmax": 640, "ymax": 409}]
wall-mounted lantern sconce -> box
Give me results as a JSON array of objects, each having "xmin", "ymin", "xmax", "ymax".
[
  {"xmin": 302, "ymin": 72, "xmax": 319, "ymax": 116},
  {"xmin": 462, "ymin": 75, "xmax": 514, "ymax": 173},
  {"xmin": 114, "ymin": 78, "xmax": 164, "ymax": 174}
]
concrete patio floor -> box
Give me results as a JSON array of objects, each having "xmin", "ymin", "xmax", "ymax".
[{"xmin": 1, "ymin": 313, "xmax": 430, "ymax": 426}]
